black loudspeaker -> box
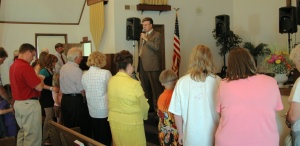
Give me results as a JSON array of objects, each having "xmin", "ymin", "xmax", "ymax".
[
  {"xmin": 279, "ymin": 7, "xmax": 297, "ymax": 33},
  {"xmin": 215, "ymin": 15, "xmax": 230, "ymax": 36},
  {"xmin": 126, "ymin": 17, "xmax": 141, "ymax": 40},
  {"xmin": 297, "ymin": 0, "xmax": 300, "ymax": 25}
]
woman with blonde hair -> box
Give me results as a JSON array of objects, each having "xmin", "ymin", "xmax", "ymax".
[
  {"xmin": 169, "ymin": 44, "xmax": 221, "ymax": 145},
  {"xmin": 81, "ymin": 51, "xmax": 112, "ymax": 145},
  {"xmin": 215, "ymin": 47, "xmax": 283, "ymax": 146},
  {"xmin": 287, "ymin": 44, "xmax": 300, "ymax": 145}
]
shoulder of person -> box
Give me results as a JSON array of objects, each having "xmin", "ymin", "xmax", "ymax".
[
  {"xmin": 256, "ymin": 74, "xmax": 276, "ymax": 83},
  {"xmin": 176, "ymin": 74, "xmax": 191, "ymax": 84}
]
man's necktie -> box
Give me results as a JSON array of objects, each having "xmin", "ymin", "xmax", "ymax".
[{"xmin": 61, "ymin": 55, "xmax": 66, "ymax": 64}]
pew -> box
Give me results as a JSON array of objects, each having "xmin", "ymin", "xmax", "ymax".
[{"xmin": 49, "ymin": 121, "xmax": 105, "ymax": 146}]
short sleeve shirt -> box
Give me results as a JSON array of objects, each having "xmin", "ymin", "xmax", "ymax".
[{"xmin": 9, "ymin": 59, "xmax": 41, "ymax": 100}]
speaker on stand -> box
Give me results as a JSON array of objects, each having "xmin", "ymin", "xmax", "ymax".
[
  {"xmin": 215, "ymin": 15, "xmax": 230, "ymax": 78},
  {"xmin": 279, "ymin": 6, "xmax": 297, "ymax": 53},
  {"xmin": 215, "ymin": 15, "xmax": 230, "ymax": 37},
  {"xmin": 126, "ymin": 17, "xmax": 141, "ymax": 80}
]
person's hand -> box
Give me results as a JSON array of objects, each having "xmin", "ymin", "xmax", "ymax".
[
  {"xmin": 140, "ymin": 33, "xmax": 148, "ymax": 41},
  {"xmin": 52, "ymin": 86, "xmax": 59, "ymax": 93},
  {"xmin": 178, "ymin": 133, "xmax": 183, "ymax": 145},
  {"xmin": 9, "ymin": 107, "xmax": 14, "ymax": 113}
]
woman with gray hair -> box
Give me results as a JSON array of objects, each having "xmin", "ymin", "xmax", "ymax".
[
  {"xmin": 287, "ymin": 44, "xmax": 300, "ymax": 145},
  {"xmin": 81, "ymin": 51, "xmax": 112, "ymax": 145}
]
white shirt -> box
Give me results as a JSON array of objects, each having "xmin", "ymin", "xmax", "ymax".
[
  {"xmin": 55, "ymin": 51, "xmax": 67, "ymax": 73},
  {"xmin": 168, "ymin": 74, "xmax": 221, "ymax": 146},
  {"xmin": 289, "ymin": 77, "xmax": 300, "ymax": 103},
  {"xmin": 82, "ymin": 66, "xmax": 112, "ymax": 118},
  {"xmin": 60, "ymin": 61, "xmax": 83, "ymax": 94},
  {"xmin": 288, "ymin": 77, "xmax": 300, "ymax": 131}
]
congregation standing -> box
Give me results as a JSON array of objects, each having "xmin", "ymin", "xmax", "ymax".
[{"xmin": 0, "ymin": 17, "xmax": 295, "ymax": 146}]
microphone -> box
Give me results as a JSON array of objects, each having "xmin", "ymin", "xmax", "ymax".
[{"xmin": 142, "ymin": 30, "xmax": 146, "ymax": 44}]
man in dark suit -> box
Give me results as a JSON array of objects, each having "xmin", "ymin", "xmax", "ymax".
[{"xmin": 139, "ymin": 17, "xmax": 164, "ymax": 112}]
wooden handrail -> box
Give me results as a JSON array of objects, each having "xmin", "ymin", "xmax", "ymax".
[{"xmin": 50, "ymin": 121, "xmax": 105, "ymax": 146}]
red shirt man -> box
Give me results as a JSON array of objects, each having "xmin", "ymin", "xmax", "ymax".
[{"xmin": 9, "ymin": 43, "xmax": 44, "ymax": 146}]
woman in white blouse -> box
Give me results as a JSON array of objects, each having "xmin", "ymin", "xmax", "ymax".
[
  {"xmin": 81, "ymin": 51, "xmax": 112, "ymax": 145},
  {"xmin": 287, "ymin": 44, "xmax": 300, "ymax": 145}
]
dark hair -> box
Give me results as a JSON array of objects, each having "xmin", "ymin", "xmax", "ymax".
[
  {"xmin": 3, "ymin": 84, "xmax": 12, "ymax": 100},
  {"xmin": 0, "ymin": 47, "xmax": 8, "ymax": 58},
  {"xmin": 19, "ymin": 43, "xmax": 36, "ymax": 54},
  {"xmin": 226, "ymin": 47, "xmax": 257, "ymax": 81},
  {"xmin": 114, "ymin": 50, "xmax": 133, "ymax": 70},
  {"xmin": 43, "ymin": 54, "xmax": 58, "ymax": 70},
  {"xmin": 55, "ymin": 43, "xmax": 63, "ymax": 49},
  {"xmin": 142, "ymin": 17, "xmax": 153, "ymax": 25},
  {"xmin": 38, "ymin": 51, "xmax": 49, "ymax": 68},
  {"xmin": 31, "ymin": 59, "xmax": 38, "ymax": 67}
]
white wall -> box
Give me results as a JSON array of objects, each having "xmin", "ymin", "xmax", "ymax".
[
  {"xmin": 233, "ymin": 0, "xmax": 288, "ymax": 47},
  {"xmin": 78, "ymin": 1, "xmax": 116, "ymax": 54},
  {"xmin": 0, "ymin": 24, "xmax": 80, "ymax": 84}
]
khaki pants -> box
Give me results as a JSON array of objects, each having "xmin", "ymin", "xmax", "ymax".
[
  {"xmin": 14, "ymin": 100, "xmax": 42, "ymax": 146},
  {"xmin": 43, "ymin": 107, "xmax": 54, "ymax": 142}
]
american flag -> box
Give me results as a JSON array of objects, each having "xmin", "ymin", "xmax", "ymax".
[{"xmin": 172, "ymin": 12, "xmax": 180, "ymax": 77}]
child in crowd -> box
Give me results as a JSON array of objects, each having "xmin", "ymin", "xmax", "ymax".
[
  {"xmin": 52, "ymin": 73, "xmax": 62, "ymax": 124},
  {"xmin": 0, "ymin": 99, "xmax": 14, "ymax": 138},
  {"xmin": 0, "ymin": 84, "xmax": 17, "ymax": 138},
  {"xmin": 157, "ymin": 70, "xmax": 179, "ymax": 146}
]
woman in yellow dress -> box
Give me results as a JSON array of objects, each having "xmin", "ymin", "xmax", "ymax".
[{"xmin": 108, "ymin": 50, "xmax": 149, "ymax": 146}]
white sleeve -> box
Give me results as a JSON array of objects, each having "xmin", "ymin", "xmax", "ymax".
[
  {"xmin": 168, "ymin": 79, "xmax": 182, "ymax": 116},
  {"xmin": 290, "ymin": 77, "xmax": 300, "ymax": 102}
]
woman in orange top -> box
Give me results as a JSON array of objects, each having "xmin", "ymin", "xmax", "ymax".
[{"xmin": 157, "ymin": 70, "xmax": 179, "ymax": 146}]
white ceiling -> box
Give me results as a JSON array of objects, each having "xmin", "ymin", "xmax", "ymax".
[{"xmin": 0, "ymin": 0, "xmax": 86, "ymax": 24}]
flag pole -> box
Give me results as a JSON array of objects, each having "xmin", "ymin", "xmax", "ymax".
[{"xmin": 172, "ymin": 8, "xmax": 181, "ymax": 77}]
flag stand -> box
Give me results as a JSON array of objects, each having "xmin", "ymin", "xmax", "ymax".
[{"xmin": 172, "ymin": 8, "xmax": 180, "ymax": 77}]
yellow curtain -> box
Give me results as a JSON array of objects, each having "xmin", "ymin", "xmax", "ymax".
[{"xmin": 90, "ymin": 1, "xmax": 104, "ymax": 51}]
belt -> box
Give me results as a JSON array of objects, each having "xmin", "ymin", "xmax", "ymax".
[
  {"xmin": 28, "ymin": 97, "xmax": 39, "ymax": 100},
  {"xmin": 64, "ymin": 93, "xmax": 82, "ymax": 97}
]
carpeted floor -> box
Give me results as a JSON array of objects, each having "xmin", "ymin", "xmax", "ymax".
[{"xmin": 144, "ymin": 112, "xmax": 159, "ymax": 146}]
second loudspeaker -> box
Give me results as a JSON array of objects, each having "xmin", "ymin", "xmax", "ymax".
[
  {"xmin": 279, "ymin": 7, "xmax": 297, "ymax": 33},
  {"xmin": 215, "ymin": 15, "xmax": 230, "ymax": 36},
  {"xmin": 126, "ymin": 17, "xmax": 141, "ymax": 41}
]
